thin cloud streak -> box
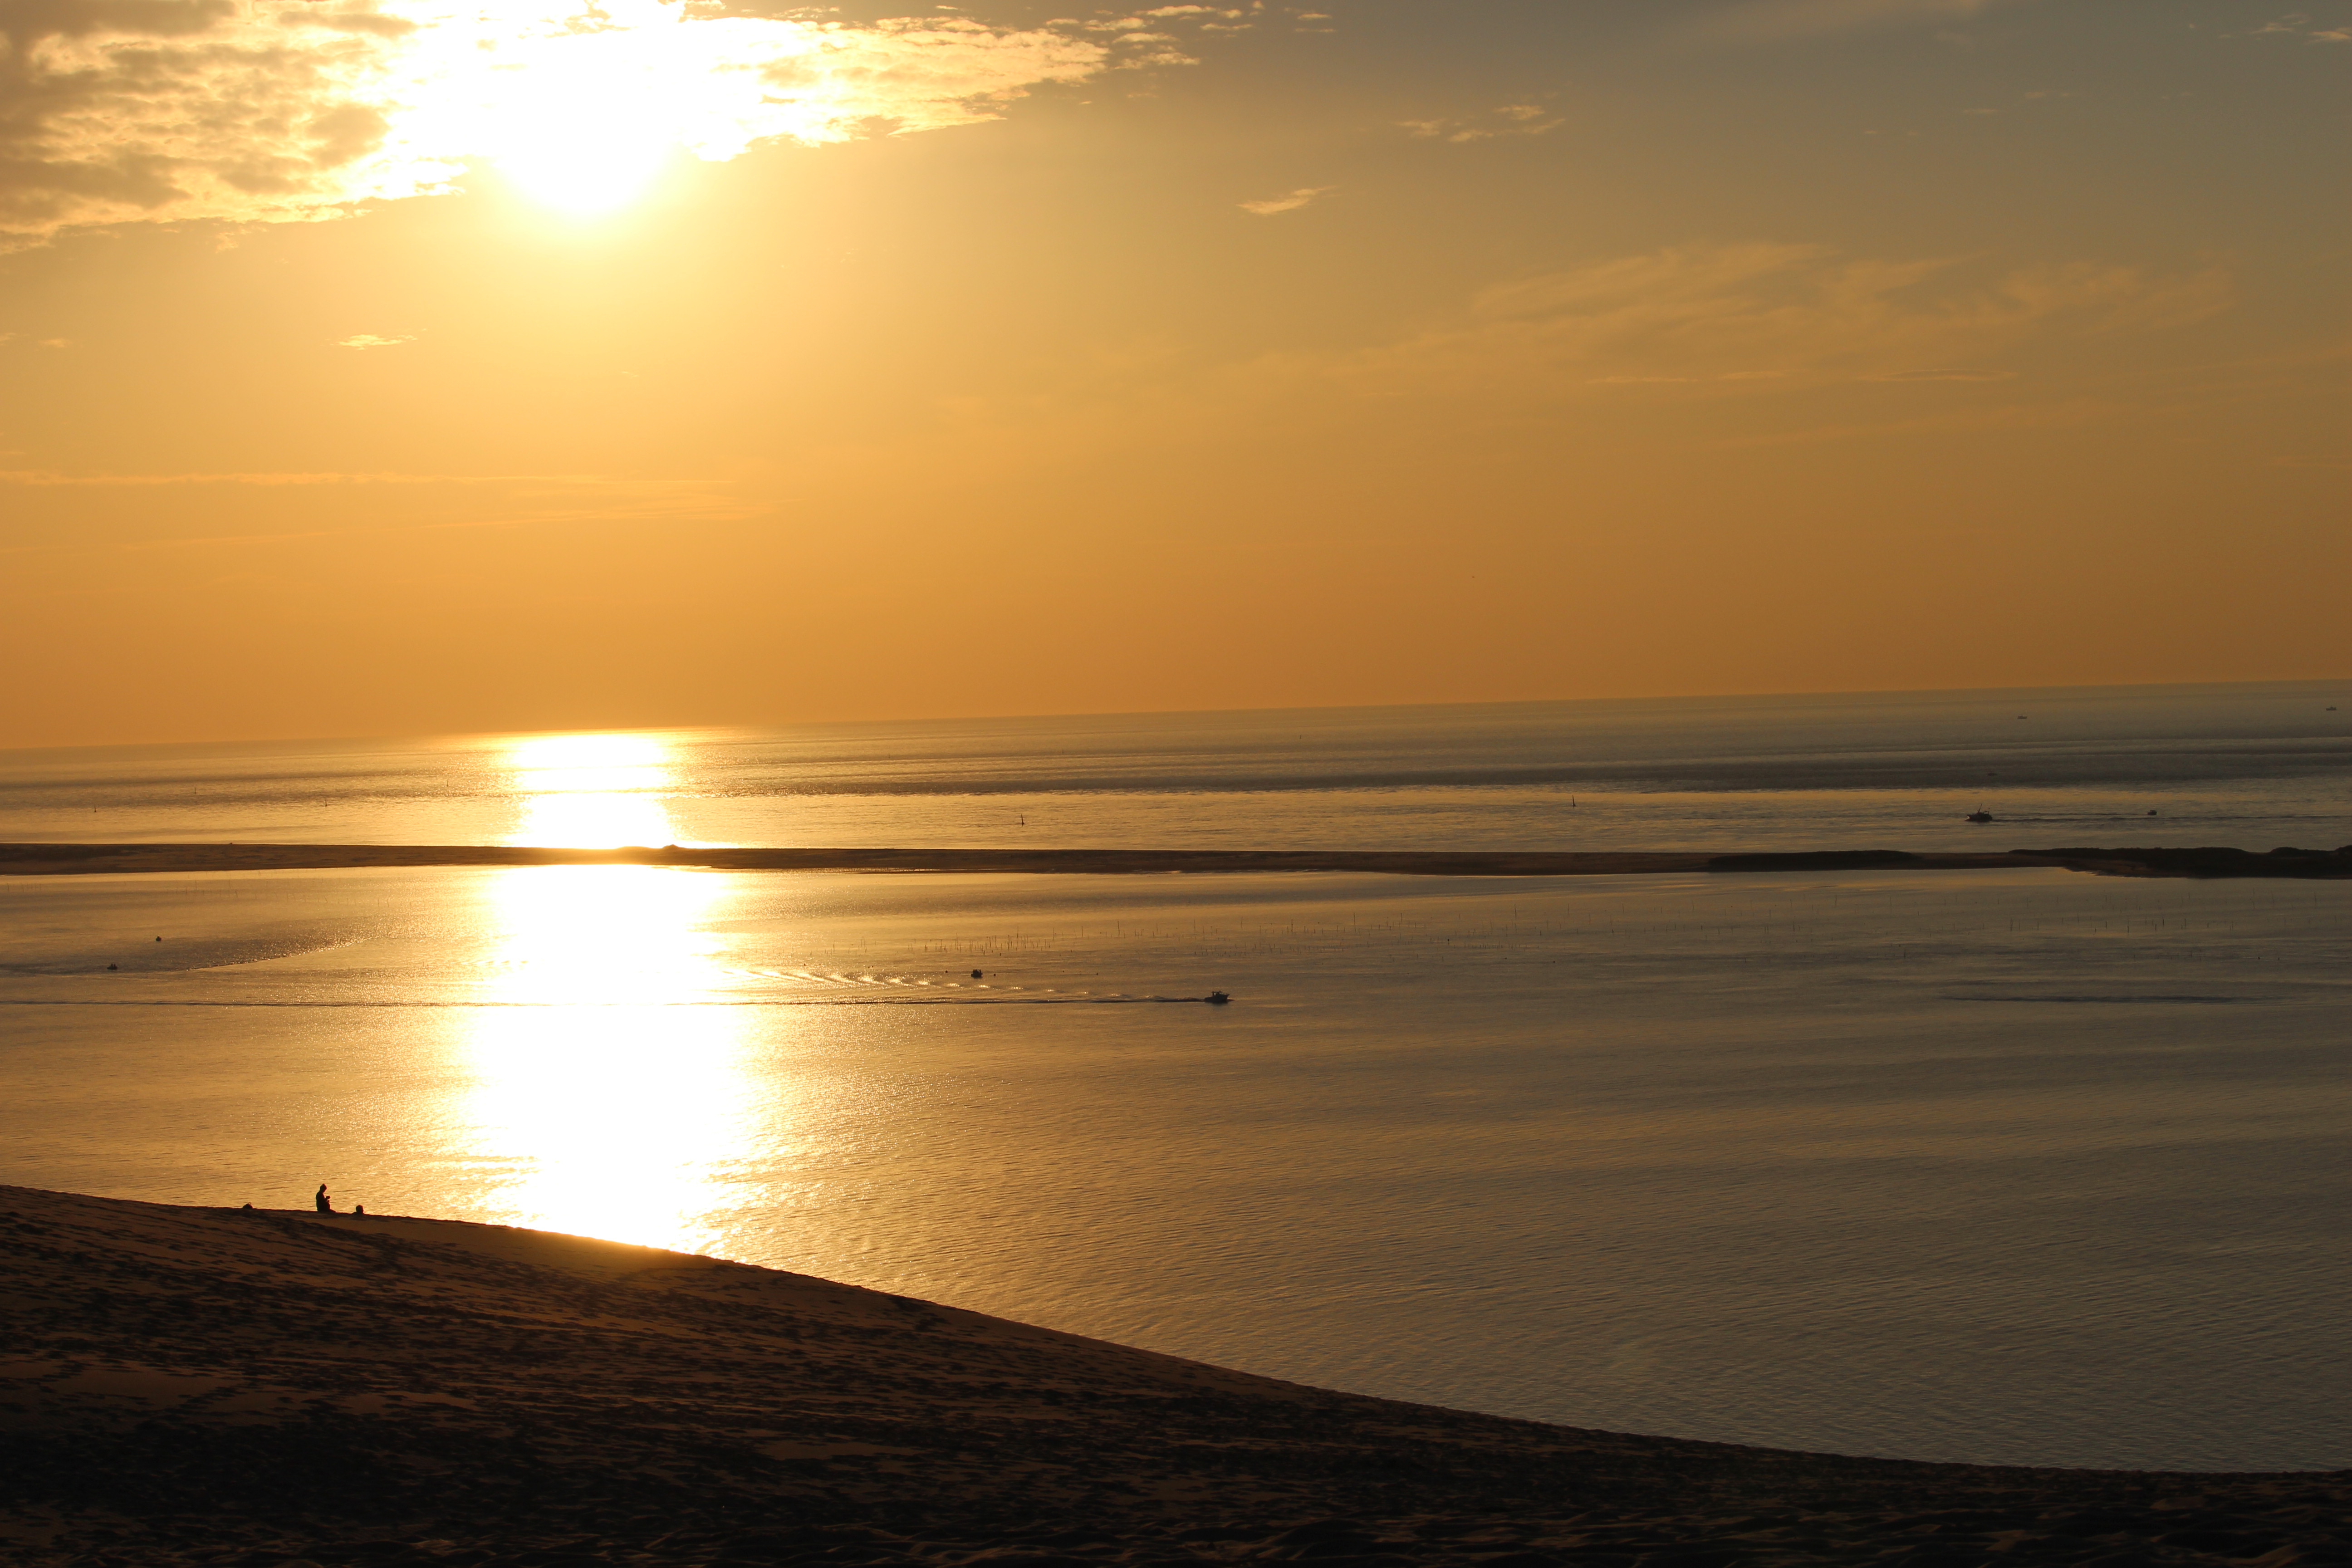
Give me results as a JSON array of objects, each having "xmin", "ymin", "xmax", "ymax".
[
  {"xmin": 1332, "ymin": 243, "xmax": 2230, "ymax": 397},
  {"xmin": 0, "ymin": 473, "xmax": 755, "ymax": 557},
  {"xmin": 1240, "ymin": 185, "xmax": 1334, "ymax": 216},
  {"xmin": 0, "ymin": 469, "xmax": 632, "ymax": 487},
  {"xmin": 1687, "ymin": 0, "xmax": 2038, "ymax": 43},
  {"xmin": 1400, "ymin": 104, "xmax": 1563, "ymax": 142}
]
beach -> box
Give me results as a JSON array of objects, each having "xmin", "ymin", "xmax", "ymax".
[{"xmin": 4, "ymin": 1185, "xmax": 2346, "ymax": 1568}]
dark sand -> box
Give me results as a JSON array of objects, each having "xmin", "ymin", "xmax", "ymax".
[
  {"xmin": 5, "ymin": 843, "xmax": 2347, "ymax": 877},
  {"xmin": 2, "ymin": 1189, "xmax": 2344, "ymax": 1567}
]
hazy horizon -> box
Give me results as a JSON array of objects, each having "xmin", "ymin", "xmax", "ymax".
[{"xmin": 2, "ymin": 674, "xmax": 2347, "ymax": 758}]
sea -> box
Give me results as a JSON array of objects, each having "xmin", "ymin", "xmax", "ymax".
[{"xmin": 1, "ymin": 681, "xmax": 2347, "ymax": 1473}]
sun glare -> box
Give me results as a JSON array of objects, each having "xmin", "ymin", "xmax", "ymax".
[
  {"xmin": 461, "ymin": 864, "xmax": 763, "ymax": 1254},
  {"xmin": 8, "ymin": 0, "xmax": 1115, "ymax": 239},
  {"xmin": 506, "ymin": 732, "xmax": 680, "ymax": 846},
  {"xmin": 510, "ymin": 733, "xmax": 665, "ymax": 771},
  {"xmin": 498, "ymin": 127, "xmax": 674, "ymax": 215},
  {"xmin": 480, "ymin": 35, "xmax": 681, "ymax": 214}
]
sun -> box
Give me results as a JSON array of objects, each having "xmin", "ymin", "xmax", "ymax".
[
  {"xmin": 482, "ymin": 46, "xmax": 681, "ymax": 214},
  {"xmin": 393, "ymin": 1, "xmax": 718, "ymax": 217},
  {"xmin": 509, "ymin": 733, "xmax": 665, "ymax": 771},
  {"xmin": 505, "ymin": 733, "xmax": 677, "ymax": 848},
  {"xmin": 498, "ymin": 133, "xmax": 673, "ymax": 216}
]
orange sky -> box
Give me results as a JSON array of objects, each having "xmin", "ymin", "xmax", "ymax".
[{"xmin": 2, "ymin": 0, "xmax": 2345, "ymax": 746}]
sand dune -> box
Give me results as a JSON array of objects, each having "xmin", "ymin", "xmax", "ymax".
[{"xmin": 2, "ymin": 1187, "xmax": 2343, "ymax": 1567}]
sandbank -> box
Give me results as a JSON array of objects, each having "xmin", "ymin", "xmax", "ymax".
[{"xmin": 4, "ymin": 843, "xmax": 2347, "ymax": 878}]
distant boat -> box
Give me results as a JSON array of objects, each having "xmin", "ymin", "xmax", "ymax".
[
  {"xmin": 1205, "ymin": 990, "xmax": 1231, "ymax": 1005},
  {"xmin": 1966, "ymin": 809, "xmax": 1994, "ymax": 823}
]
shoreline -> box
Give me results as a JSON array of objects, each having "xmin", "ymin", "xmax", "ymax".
[
  {"xmin": 2, "ymin": 842, "xmax": 2348, "ymax": 878},
  {"xmin": 3, "ymin": 1185, "xmax": 2344, "ymax": 1568}
]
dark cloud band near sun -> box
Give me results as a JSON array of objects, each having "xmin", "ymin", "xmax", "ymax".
[{"xmin": 0, "ymin": 0, "xmax": 1177, "ymax": 240}]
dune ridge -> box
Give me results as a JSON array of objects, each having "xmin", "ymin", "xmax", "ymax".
[{"xmin": 2, "ymin": 1188, "xmax": 2344, "ymax": 1568}]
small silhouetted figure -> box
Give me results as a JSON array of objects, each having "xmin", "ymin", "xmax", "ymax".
[
  {"xmin": 315, "ymin": 1183, "xmax": 333, "ymax": 1214},
  {"xmin": 240, "ymin": 1203, "xmax": 254, "ymax": 1211},
  {"xmin": 353, "ymin": 1204, "xmax": 367, "ymax": 1217},
  {"xmin": 971, "ymin": 969, "xmax": 983, "ymax": 979}
]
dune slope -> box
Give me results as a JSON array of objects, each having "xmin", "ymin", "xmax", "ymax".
[{"xmin": 0, "ymin": 1187, "xmax": 2343, "ymax": 1567}]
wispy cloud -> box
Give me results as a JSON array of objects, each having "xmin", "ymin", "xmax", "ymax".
[
  {"xmin": 0, "ymin": 470, "xmax": 599, "ymax": 488},
  {"xmin": 336, "ymin": 334, "xmax": 413, "ymax": 350},
  {"xmin": 1400, "ymin": 104, "xmax": 1563, "ymax": 143},
  {"xmin": 1240, "ymin": 186, "xmax": 1334, "ymax": 216},
  {"xmin": 0, "ymin": 470, "xmax": 753, "ymax": 555},
  {"xmin": 0, "ymin": 0, "xmax": 1121, "ymax": 246},
  {"xmin": 1334, "ymin": 243, "xmax": 2230, "ymax": 395},
  {"xmin": 1688, "ymin": 0, "xmax": 2035, "ymax": 43},
  {"xmin": 1868, "ymin": 367, "xmax": 2020, "ymax": 382},
  {"xmin": 1100, "ymin": 5, "xmax": 1253, "ymax": 41},
  {"xmin": 2251, "ymin": 14, "xmax": 2352, "ymax": 42}
]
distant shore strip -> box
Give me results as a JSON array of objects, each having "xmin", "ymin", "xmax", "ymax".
[{"xmin": 3, "ymin": 843, "xmax": 2347, "ymax": 878}]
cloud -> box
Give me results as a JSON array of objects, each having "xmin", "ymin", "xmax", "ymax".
[
  {"xmin": 2252, "ymin": 15, "xmax": 2352, "ymax": 42},
  {"xmin": 1868, "ymin": 367, "xmax": 2019, "ymax": 382},
  {"xmin": 1401, "ymin": 104, "xmax": 1563, "ymax": 143},
  {"xmin": 336, "ymin": 333, "xmax": 412, "ymax": 349},
  {"xmin": 0, "ymin": 469, "xmax": 754, "ymax": 556},
  {"xmin": 1687, "ymin": 0, "xmax": 2035, "ymax": 43},
  {"xmin": 0, "ymin": 0, "xmax": 1115, "ymax": 246},
  {"xmin": 1332, "ymin": 243, "xmax": 2230, "ymax": 396},
  {"xmin": 0, "ymin": 469, "xmax": 574, "ymax": 487},
  {"xmin": 1240, "ymin": 185, "xmax": 1333, "ymax": 216},
  {"xmin": 1135, "ymin": 5, "xmax": 1252, "ymax": 33}
]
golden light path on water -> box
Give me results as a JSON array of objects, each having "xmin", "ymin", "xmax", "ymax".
[
  {"xmin": 502, "ymin": 732, "xmax": 681, "ymax": 848},
  {"xmin": 465, "ymin": 732, "xmax": 763, "ymax": 1253}
]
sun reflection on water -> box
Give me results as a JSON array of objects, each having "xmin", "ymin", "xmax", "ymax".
[
  {"xmin": 460, "ymin": 856, "xmax": 768, "ymax": 1255},
  {"xmin": 505, "ymin": 732, "xmax": 679, "ymax": 848}
]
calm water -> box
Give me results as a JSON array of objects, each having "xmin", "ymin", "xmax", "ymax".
[
  {"xmin": 0, "ymin": 684, "xmax": 2347, "ymax": 1472},
  {"xmin": 2, "ymin": 680, "xmax": 2347, "ymax": 853}
]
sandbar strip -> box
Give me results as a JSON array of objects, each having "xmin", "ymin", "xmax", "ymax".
[
  {"xmin": 0, "ymin": 843, "xmax": 2010, "ymax": 877},
  {"xmin": 1, "ymin": 843, "xmax": 2344, "ymax": 878}
]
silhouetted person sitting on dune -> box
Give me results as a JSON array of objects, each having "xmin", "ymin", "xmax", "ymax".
[{"xmin": 315, "ymin": 1183, "xmax": 332, "ymax": 1214}]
